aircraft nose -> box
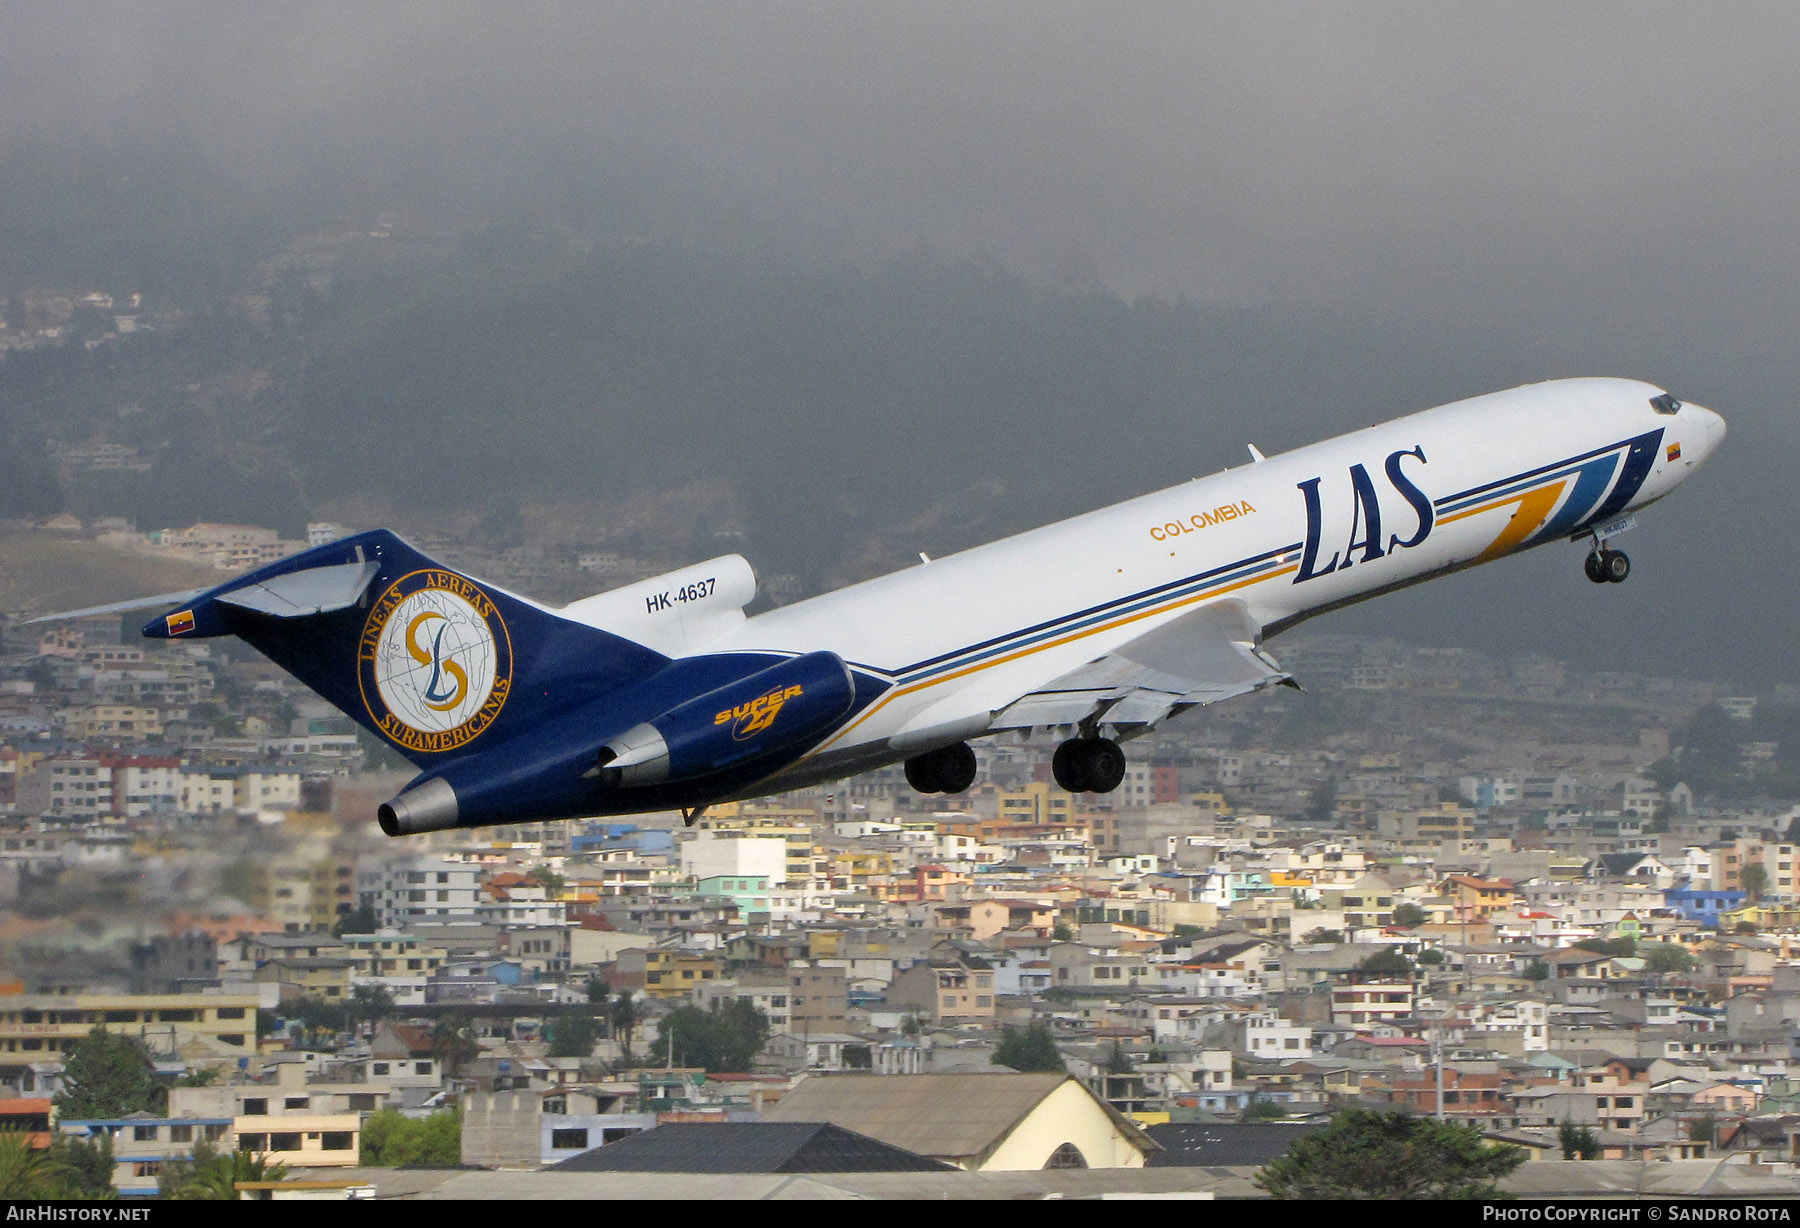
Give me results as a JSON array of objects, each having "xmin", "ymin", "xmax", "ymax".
[{"xmin": 1687, "ymin": 402, "xmax": 1727, "ymax": 463}]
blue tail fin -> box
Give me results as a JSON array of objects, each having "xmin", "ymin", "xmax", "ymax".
[{"xmin": 144, "ymin": 530, "xmax": 671, "ymax": 766}]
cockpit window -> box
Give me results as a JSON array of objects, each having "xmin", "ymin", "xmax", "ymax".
[{"xmin": 1649, "ymin": 393, "xmax": 1682, "ymax": 415}]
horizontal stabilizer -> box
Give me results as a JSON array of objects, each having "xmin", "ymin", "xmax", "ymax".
[
  {"xmin": 214, "ymin": 560, "xmax": 381, "ymax": 618},
  {"xmin": 26, "ymin": 589, "xmax": 204, "ymax": 624}
]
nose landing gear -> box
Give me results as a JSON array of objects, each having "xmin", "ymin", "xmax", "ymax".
[{"xmin": 1585, "ymin": 547, "xmax": 1630, "ymax": 584}]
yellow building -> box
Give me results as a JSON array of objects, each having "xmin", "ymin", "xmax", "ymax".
[
  {"xmin": 169, "ymin": 1064, "xmax": 371, "ymax": 1169},
  {"xmin": 61, "ymin": 706, "xmax": 164, "ymax": 740},
  {"xmin": 254, "ymin": 958, "xmax": 357, "ymax": 1003},
  {"xmin": 614, "ymin": 949, "xmax": 726, "ymax": 1000},
  {"xmin": 257, "ymin": 853, "xmax": 358, "ymax": 933},
  {"xmin": 339, "ymin": 933, "xmax": 450, "ymax": 979},
  {"xmin": 830, "ymin": 846, "xmax": 896, "ymax": 888},
  {"xmin": 995, "ymin": 782, "xmax": 1080, "ymax": 829},
  {"xmin": 0, "ymin": 991, "xmax": 260, "ymax": 1058}
]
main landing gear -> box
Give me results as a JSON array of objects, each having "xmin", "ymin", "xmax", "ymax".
[
  {"xmin": 1052, "ymin": 736, "xmax": 1127, "ymax": 794},
  {"xmin": 1585, "ymin": 546, "xmax": 1630, "ymax": 584},
  {"xmin": 905, "ymin": 741, "xmax": 978, "ymax": 795}
]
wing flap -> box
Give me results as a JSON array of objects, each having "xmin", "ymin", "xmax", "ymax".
[{"xmin": 988, "ymin": 598, "xmax": 1289, "ymax": 733}]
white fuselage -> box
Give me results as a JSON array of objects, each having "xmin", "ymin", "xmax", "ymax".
[{"xmin": 708, "ymin": 377, "xmax": 1724, "ymax": 789}]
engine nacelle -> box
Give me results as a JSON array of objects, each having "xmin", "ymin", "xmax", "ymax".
[{"xmin": 598, "ymin": 651, "xmax": 857, "ymax": 787}]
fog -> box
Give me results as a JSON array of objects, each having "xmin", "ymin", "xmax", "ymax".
[{"xmin": 3, "ymin": 3, "xmax": 1794, "ymax": 683}]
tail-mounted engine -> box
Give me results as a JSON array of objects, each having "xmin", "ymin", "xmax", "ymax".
[{"xmin": 596, "ymin": 651, "xmax": 856, "ymax": 787}]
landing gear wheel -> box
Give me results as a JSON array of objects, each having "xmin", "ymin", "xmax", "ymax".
[
  {"xmin": 1584, "ymin": 551, "xmax": 1609, "ymax": 584},
  {"xmin": 904, "ymin": 756, "xmax": 941, "ymax": 794},
  {"xmin": 1052, "ymin": 736, "xmax": 1127, "ymax": 793},
  {"xmin": 904, "ymin": 742, "xmax": 978, "ymax": 794},
  {"xmin": 1080, "ymin": 738, "xmax": 1127, "ymax": 793},
  {"xmin": 932, "ymin": 742, "xmax": 977, "ymax": 794},
  {"xmin": 1052, "ymin": 739, "xmax": 1085, "ymax": 791},
  {"xmin": 1602, "ymin": 549, "xmax": 1630, "ymax": 583}
]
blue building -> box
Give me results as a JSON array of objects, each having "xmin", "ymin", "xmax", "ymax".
[{"xmin": 1665, "ymin": 887, "xmax": 1745, "ymax": 928}]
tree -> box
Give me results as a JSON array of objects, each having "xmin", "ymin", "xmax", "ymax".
[
  {"xmin": 1524, "ymin": 960, "xmax": 1550, "ymax": 981},
  {"xmin": 1305, "ymin": 778, "xmax": 1338, "ymax": 824},
  {"xmin": 1573, "ymin": 937, "xmax": 1636, "ymax": 958},
  {"xmin": 348, "ymin": 983, "xmax": 395, "ymax": 1036},
  {"xmin": 161, "ymin": 1139, "xmax": 291, "ymax": 1200},
  {"xmin": 583, "ymin": 973, "xmax": 610, "ymax": 1005},
  {"xmin": 360, "ymin": 1109, "xmax": 461, "ymax": 1166},
  {"xmin": 0, "ymin": 1132, "xmax": 62, "ymax": 1199},
  {"xmin": 332, "ymin": 904, "xmax": 379, "ymax": 937},
  {"xmin": 49, "ymin": 1131, "xmax": 114, "ymax": 1199},
  {"xmin": 1302, "ymin": 928, "xmax": 1344, "ymax": 944},
  {"xmin": 282, "ymin": 995, "xmax": 348, "ymax": 1035},
  {"xmin": 609, "ymin": 990, "xmax": 640, "ymax": 1058},
  {"xmin": 1640, "ymin": 943, "xmax": 1697, "ymax": 975},
  {"xmin": 546, "ymin": 1012, "xmax": 598, "ymax": 1058},
  {"xmin": 1256, "ymin": 1108, "xmax": 1526, "ymax": 1200},
  {"xmin": 654, "ymin": 1000, "xmax": 769, "ymax": 1073},
  {"xmin": 1104, "ymin": 1041, "xmax": 1135, "ymax": 1074},
  {"xmin": 991, "ymin": 1022, "xmax": 1066, "ymax": 1073},
  {"xmin": 431, "ymin": 1018, "xmax": 480, "ymax": 1079},
  {"xmin": 1742, "ymin": 863, "xmax": 1771, "ymax": 902},
  {"xmin": 1355, "ymin": 948, "xmax": 1415, "ymax": 977},
  {"xmin": 1052, "ymin": 922, "xmax": 1074, "ymax": 941},
  {"xmin": 1558, "ymin": 1118, "xmax": 1601, "ymax": 1160},
  {"xmin": 1417, "ymin": 948, "xmax": 1445, "ymax": 966},
  {"xmin": 1242, "ymin": 1099, "xmax": 1288, "ymax": 1121},
  {"xmin": 1392, "ymin": 902, "xmax": 1429, "ymax": 928},
  {"xmin": 54, "ymin": 1028, "xmax": 165, "ymax": 1119}
]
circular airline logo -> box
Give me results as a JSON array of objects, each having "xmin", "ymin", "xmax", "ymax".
[{"xmin": 358, "ymin": 569, "xmax": 513, "ymax": 754}]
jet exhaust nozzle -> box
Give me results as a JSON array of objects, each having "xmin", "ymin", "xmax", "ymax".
[{"xmin": 377, "ymin": 777, "xmax": 460, "ymax": 837}]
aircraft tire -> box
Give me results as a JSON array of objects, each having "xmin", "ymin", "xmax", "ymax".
[
  {"xmin": 1052, "ymin": 739, "xmax": 1086, "ymax": 791},
  {"xmin": 1584, "ymin": 552, "xmax": 1609, "ymax": 584},
  {"xmin": 934, "ymin": 742, "xmax": 978, "ymax": 794},
  {"xmin": 1054, "ymin": 737, "xmax": 1127, "ymax": 792},
  {"xmin": 906, "ymin": 742, "xmax": 978, "ymax": 794},
  {"xmin": 905, "ymin": 754, "xmax": 944, "ymax": 794},
  {"xmin": 1603, "ymin": 550, "xmax": 1631, "ymax": 583},
  {"xmin": 1079, "ymin": 738, "xmax": 1127, "ymax": 793}
]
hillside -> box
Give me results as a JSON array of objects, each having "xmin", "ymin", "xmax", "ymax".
[{"xmin": 0, "ymin": 527, "xmax": 223, "ymax": 619}]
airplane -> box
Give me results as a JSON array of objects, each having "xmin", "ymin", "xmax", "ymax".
[{"xmin": 38, "ymin": 377, "xmax": 1724, "ymax": 837}]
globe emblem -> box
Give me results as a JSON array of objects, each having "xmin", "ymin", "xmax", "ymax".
[{"xmin": 371, "ymin": 587, "xmax": 500, "ymax": 736}]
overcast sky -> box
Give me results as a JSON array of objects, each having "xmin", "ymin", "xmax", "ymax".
[{"xmin": 4, "ymin": 3, "xmax": 1794, "ymax": 684}]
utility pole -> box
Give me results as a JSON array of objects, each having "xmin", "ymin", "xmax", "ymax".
[{"xmin": 1433, "ymin": 1012, "xmax": 1445, "ymax": 1122}]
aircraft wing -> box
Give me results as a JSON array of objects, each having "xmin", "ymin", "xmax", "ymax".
[{"xmin": 987, "ymin": 597, "xmax": 1293, "ymax": 734}]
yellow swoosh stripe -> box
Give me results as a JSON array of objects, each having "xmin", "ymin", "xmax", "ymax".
[{"xmin": 1468, "ymin": 481, "xmax": 1566, "ymax": 562}]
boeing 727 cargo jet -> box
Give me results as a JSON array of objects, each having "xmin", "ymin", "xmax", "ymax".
[{"xmin": 42, "ymin": 378, "xmax": 1724, "ymax": 835}]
